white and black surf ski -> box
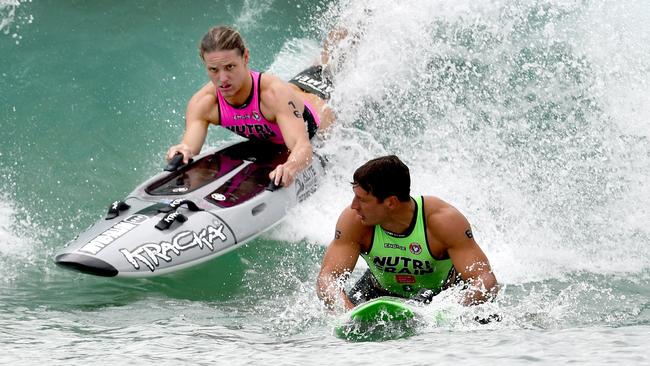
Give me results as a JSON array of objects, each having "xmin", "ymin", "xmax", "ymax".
[{"xmin": 54, "ymin": 140, "xmax": 324, "ymax": 277}]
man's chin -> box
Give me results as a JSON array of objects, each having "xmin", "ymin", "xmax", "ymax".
[{"xmin": 358, "ymin": 216, "xmax": 372, "ymax": 226}]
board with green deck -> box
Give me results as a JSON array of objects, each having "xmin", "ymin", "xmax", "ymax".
[
  {"xmin": 333, "ymin": 296, "xmax": 421, "ymax": 342},
  {"xmin": 334, "ymin": 296, "xmax": 500, "ymax": 342}
]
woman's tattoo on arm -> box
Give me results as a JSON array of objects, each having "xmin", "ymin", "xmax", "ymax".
[{"xmin": 288, "ymin": 101, "xmax": 302, "ymax": 118}]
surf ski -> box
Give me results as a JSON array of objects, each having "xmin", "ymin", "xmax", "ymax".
[{"xmin": 54, "ymin": 139, "xmax": 325, "ymax": 277}]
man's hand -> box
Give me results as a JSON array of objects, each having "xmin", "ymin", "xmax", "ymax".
[
  {"xmin": 316, "ymin": 208, "xmax": 365, "ymax": 312},
  {"xmin": 166, "ymin": 143, "xmax": 194, "ymax": 164}
]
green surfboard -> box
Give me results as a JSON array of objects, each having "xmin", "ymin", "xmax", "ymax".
[{"xmin": 333, "ymin": 297, "xmax": 420, "ymax": 342}]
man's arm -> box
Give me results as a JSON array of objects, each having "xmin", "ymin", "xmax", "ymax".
[
  {"xmin": 261, "ymin": 76, "xmax": 312, "ymax": 186},
  {"xmin": 428, "ymin": 203, "xmax": 499, "ymax": 305},
  {"xmin": 321, "ymin": 27, "xmax": 349, "ymax": 65},
  {"xmin": 316, "ymin": 208, "xmax": 364, "ymax": 311},
  {"xmin": 166, "ymin": 83, "xmax": 216, "ymax": 164}
]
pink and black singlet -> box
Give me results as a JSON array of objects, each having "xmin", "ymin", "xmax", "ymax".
[{"xmin": 217, "ymin": 70, "xmax": 320, "ymax": 144}]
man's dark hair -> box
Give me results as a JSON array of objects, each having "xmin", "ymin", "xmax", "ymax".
[{"xmin": 352, "ymin": 155, "xmax": 411, "ymax": 202}]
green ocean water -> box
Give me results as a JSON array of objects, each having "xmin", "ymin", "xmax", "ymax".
[{"xmin": 1, "ymin": 0, "xmax": 649, "ymax": 364}]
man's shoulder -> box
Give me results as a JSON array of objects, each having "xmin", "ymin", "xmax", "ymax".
[
  {"xmin": 421, "ymin": 195, "xmax": 451, "ymax": 212},
  {"xmin": 338, "ymin": 206, "xmax": 363, "ymax": 226},
  {"xmin": 338, "ymin": 207, "xmax": 371, "ymax": 233},
  {"xmin": 421, "ymin": 196, "xmax": 466, "ymax": 228},
  {"xmin": 421, "ymin": 195, "xmax": 473, "ymax": 249},
  {"xmin": 336, "ymin": 207, "xmax": 373, "ymax": 248}
]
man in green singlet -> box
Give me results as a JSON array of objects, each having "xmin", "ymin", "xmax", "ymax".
[{"xmin": 316, "ymin": 155, "xmax": 499, "ymax": 310}]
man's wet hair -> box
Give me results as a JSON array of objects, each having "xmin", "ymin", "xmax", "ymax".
[
  {"xmin": 352, "ymin": 155, "xmax": 411, "ymax": 202},
  {"xmin": 199, "ymin": 26, "xmax": 246, "ymax": 59}
]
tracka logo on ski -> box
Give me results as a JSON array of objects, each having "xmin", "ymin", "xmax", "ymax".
[{"xmin": 120, "ymin": 221, "xmax": 230, "ymax": 272}]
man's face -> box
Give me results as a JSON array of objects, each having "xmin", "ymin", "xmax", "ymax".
[
  {"xmin": 350, "ymin": 185, "xmax": 388, "ymax": 226},
  {"xmin": 203, "ymin": 49, "xmax": 249, "ymax": 98}
]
